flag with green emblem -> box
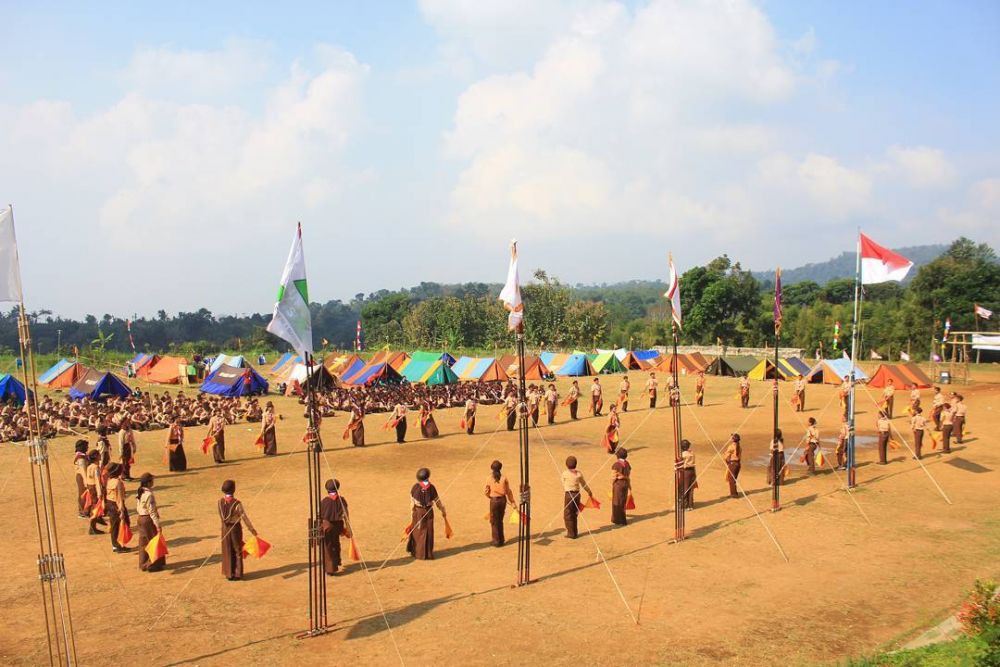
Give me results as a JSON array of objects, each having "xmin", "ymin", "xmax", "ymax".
[{"xmin": 266, "ymin": 223, "xmax": 313, "ymax": 358}]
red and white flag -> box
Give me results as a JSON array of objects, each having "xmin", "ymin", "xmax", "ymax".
[
  {"xmin": 975, "ymin": 303, "xmax": 993, "ymax": 320},
  {"xmin": 666, "ymin": 254, "xmax": 682, "ymax": 329},
  {"xmin": 860, "ymin": 232, "xmax": 913, "ymax": 284}
]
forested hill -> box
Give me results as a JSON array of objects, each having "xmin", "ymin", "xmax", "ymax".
[{"xmin": 752, "ymin": 244, "xmax": 947, "ymax": 285}]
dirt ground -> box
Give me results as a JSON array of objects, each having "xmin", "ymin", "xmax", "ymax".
[{"xmin": 1, "ymin": 368, "xmax": 998, "ymax": 666}]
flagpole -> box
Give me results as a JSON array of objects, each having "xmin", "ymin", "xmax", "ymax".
[
  {"xmin": 8, "ymin": 205, "xmax": 79, "ymax": 666},
  {"xmin": 975, "ymin": 306, "xmax": 981, "ymax": 364},
  {"xmin": 515, "ymin": 321, "xmax": 532, "ymax": 586},
  {"xmin": 300, "ymin": 349, "xmax": 329, "ymax": 637},
  {"xmin": 771, "ymin": 268, "xmax": 782, "ymax": 512},
  {"xmin": 670, "ymin": 319, "xmax": 684, "ymax": 540},
  {"xmin": 847, "ymin": 232, "xmax": 862, "ymax": 489}
]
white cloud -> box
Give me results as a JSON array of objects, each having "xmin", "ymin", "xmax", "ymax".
[
  {"xmin": 886, "ymin": 145, "xmax": 957, "ymax": 188},
  {"xmin": 123, "ymin": 39, "xmax": 273, "ymax": 100}
]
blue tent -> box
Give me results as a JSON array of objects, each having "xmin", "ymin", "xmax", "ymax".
[
  {"xmin": 69, "ymin": 369, "xmax": 132, "ymax": 401},
  {"xmin": 200, "ymin": 364, "xmax": 269, "ymax": 397},
  {"xmin": 807, "ymin": 358, "xmax": 869, "ymax": 384},
  {"xmin": 0, "ymin": 374, "xmax": 30, "ymax": 405},
  {"xmin": 210, "ymin": 354, "xmax": 246, "ymax": 373},
  {"xmin": 633, "ymin": 350, "xmax": 661, "ymax": 361},
  {"xmin": 555, "ymin": 354, "xmax": 596, "ymax": 377},
  {"xmin": 343, "ymin": 362, "xmax": 403, "ymax": 387},
  {"xmin": 39, "ymin": 358, "xmax": 74, "ymax": 385}
]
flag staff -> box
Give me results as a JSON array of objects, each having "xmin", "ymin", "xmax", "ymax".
[
  {"xmin": 5, "ymin": 205, "xmax": 79, "ymax": 665},
  {"xmin": 847, "ymin": 234, "xmax": 863, "ymax": 489},
  {"xmin": 771, "ymin": 267, "xmax": 783, "ymax": 511},
  {"xmin": 666, "ymin": 254, "xmax": 684, "ymax": 541}
]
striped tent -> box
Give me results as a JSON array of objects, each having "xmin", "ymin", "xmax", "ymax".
[
  {"xmin": 342, "ymin": 362, "xmax": 403, "ymax": 386},
  {"xmin": 867, "ymin": 363, "xmax": 932, "ymax": 389},
  {"xmin": 776, "ymin": 356, "xmax": 812, "ymax": 379},
  {"xmin": 748, "ymin": 358, "xmax": 780, "ymax": 380},
  {"xmin": 807, "ymin": 358, "xmax": 869, "ymax": 385},
  {"xmin": 400, "ymin": 359, "xmax": 459, "ymax": 385},
  {"xmin": 451, "ymin": 356, "xmax": 509, "ymax": 382},
  {"xmin": 592, "ymin": 352, "xmax": 626, "ymax": 374},
  {"xmin": 654, "ymin": 353, "xmax": 707, "ymax": 375},
  {"xmin": 326, "ymin": 353, "xmax": 362, "ymax": 375}
]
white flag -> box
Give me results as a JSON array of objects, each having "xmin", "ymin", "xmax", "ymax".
[
  {"xmin": 0, "ymin": 206, "xmax": 23, "ymax": 303},
  {"xmin": 870, "ymin": 349, "xmax": 883, "ymax": 360},
  {"xmin": 900, "ymin": 351, "xmax": 911, "ymax": 361},
  {"xmin": 666, "ymin": 254, "xmax": 682, "ymax": 329},
  {"xmin": 266, "ymin": 224, "xmax": 313, "ymax": 358},
  {"xmin": 498, "ymin": 240, "xmax": 523, "ymax": 330}
]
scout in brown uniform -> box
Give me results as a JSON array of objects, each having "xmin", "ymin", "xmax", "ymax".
[
  {"xmin": 528, "ymin": 386, "xmax": 541, "ymax": 426},
  {"xmin": 96, "ymin": 426, "xmax": 112, "ymax": 468},
  {"xmin": 931, "ymin": 387, "xmax": 944, "ymax": 430},
  {"xmin": 463, "ymin": 398, "xmax": 477, "ymax": 434},
  {"xmin": 882, "ymin": 380, "xmax": 896, "ymax": 419},
  {"xmin": 105, "ymin": 463, "xmax": 130, "ymax": 553},
  {"xmin": 723, "ymin": 434, "xmax": 741, "ymax": 498},
  {"xmin": 504, "ymin": 393, "xmax": 517, "ymax": 431},
  {"xmin": 544, "ymin": 384, "xmax": 558, "ymax": 425},
  {"xmin": 876, "ymin": 412, "xmax": 891, "ymax": 464},
  {"xmin": 618, "ymin": 375, "xmax": 630, "ymax": 412},
  {"xmin": 73, "ymin": 440, "xmax": 89, "ymax": 518},
  {"xmin": 952, "ymin": 394, "xmax": 967, "ymax": 443},
  {"xmin": 118, "ymin": 420, "xmax": 136, "ymax": 481},
  {"xmin": 387, "ymin": 404, "xmax": 408, "ymax": 444},
  {"xmin": 804, "ymin": 417, "xmax": 820, "ymax": 474},
  {"xmin": 219, "ymin": 480, "xmax": 258, "ymax": 581},
  {"xmin": 839, "ymin": 378, "xmax": 851, "ymax": 420},
  {"xmin": 261, "ymin": 402, "xmax": 278, "ymax": 456},
  {"xmin": 344, "ymin": 402, "xmax": 365, "ymax": 446},
  {"xmin": 484, "ymin": 461, "xmax": 515, "ymax": 546},
  {"xmin": 739, "ymin": 375, "xmax": 750, "ymax": 408},
  {"xmin": 908, "ymin": 387, "xmax": 921, "ymax": 417},
  {"xmin": 566, "ymin": 381, "xmax": 580, "ymax": 420},
  {"xmin": 835, "ymin": 416, "xmax": 849, "ymax": 469},
  {"xmin": 419, "ymin": 401, "xmax": 439, "ymax": 439},
  {"xmin": 610, "ymin": 448, "xmax": 631, "ymax": 526},
  {"xmin": 678, "ymin": 440, "xmax": 696, "ymax": 509},
  {"xmin": 646, "ymin": 372, "xmax": 658, "ymax": 409},
  {"xmin": 165, "ymin": 416, "xmax": 187, "ymax": 471},
  {"xmin": 135, "ymin": 473, "xmax": 165, "ymax": 572},
  {"xmin": 794, "ymin": 375, "xmax": 806, "ymax": 412},
  {"xmin": 84, "ymin": 451, "xmax": 105, "ymax": 535},
  {"xmin": 695, "ymin": 372, "xmax": 705, "ymax": 407},
  {"xmin": 911, "ymin": 407, "xmax": 926, "ymax": 459},
  {"xmin": 602, "ymin": 404, "xmax": 620, "ymax": 453},
  {"xmin": 406, "ymin": 468, "xmax": 446, "ymax": 560},
  {"xmin": 560, "ymin": 456, "xmax": 594, "ymax": 539},
  {"xmin": 207, "ymin": 412, "xmax": 226, "ymax": 463},
  {"xmin": 319, "ymin": 479, "xmax": 349, "ymax": 575},
  {"xmin": 940, "ymin": 403, "xmax": 954, "ymax": 453},
  {"xmin": 591, "ymin": 378, "xmax": 603, "ymax": 416}
]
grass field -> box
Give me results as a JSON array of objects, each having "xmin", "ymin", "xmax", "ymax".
[{"xmin": 1, "ymin": 367, "xmax": 998, "ymax": 666}]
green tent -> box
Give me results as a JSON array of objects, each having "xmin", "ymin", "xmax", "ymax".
[
  {"xmin": 409, "ymin": 350, "xmax": 457, "ymax": 366},
  {"xmin": 401, "ymin": 359, "xmax": 459, "ymax": 385},
  {"xmin": 591, "ymin": 351, "xmax": 626, "ymax": 374},
  {"xmin": 707, "ymin": 355, "xmax": 759, "ymax": 377}
]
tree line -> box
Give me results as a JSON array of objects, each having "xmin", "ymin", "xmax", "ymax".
[{"xmin": 0, "ymin": 237, "xmax": 994, "ymax": 360}]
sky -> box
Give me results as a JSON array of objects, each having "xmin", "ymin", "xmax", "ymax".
[{"xmin": 1, "ymin": 0, "xmax": 998, "ymax": 318}]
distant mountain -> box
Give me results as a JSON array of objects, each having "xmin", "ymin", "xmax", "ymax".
[{"xmin": 752, "ymin": 244, "xmax": 948, "ymax": 286}]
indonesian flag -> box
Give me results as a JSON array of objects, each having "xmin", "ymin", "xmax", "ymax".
[
  {"xmin": 666, "ymin": 254, "xmax": 682, "ymax": 329},
  {"xmin": 498, "ymin": 240, "xmax": 523, "ymax": 331},
  {"xmin": 975, "ymin": 304, "xmax": 993, "ymax": 320},
  {"xmin": 860, "ymin": 232, "xmax": 913, "ymax": 284}
]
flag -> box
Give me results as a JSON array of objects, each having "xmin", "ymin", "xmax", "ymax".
[
  {"xmin": 126, "ymin": 319, "xmax": 136, "ymax": 352},
  {"xmin": 266, "ymin": 223, "xmax": 313, "ymax": 359},
  {"xmin": 860, "ymin": 232, "xmax": 913, "ymax": 284},
  {"xmin": 666, "ymin": 254, "xmax": 682, "ymax": 329},
  {"xmin": 0, "ymin": 206, "xmax": 23, "ymax": 303},
  {"xmin": 349, "ymin": 538, "xmax": 360, "ymax": 561},
  {"xmin": 145, "ymin": 533, "xmax": 169, "ymax": 562},
  {"xmin": 773, "ymin": 268, "xmax": 782, "ymax": 336},
  {"xmin": 832, "ymin": 321, "xmax": 840, "ymax": 350},
  {"xmin": 943, "ymin": 318, "xmax": 951, "ymax": 343},
  {"xmin": 201, "ymin": 436, "xmax": 214, "ymax": 455},
  {"xmin": 975, "ymin": 304, "xmax": 993, "ymax": 320},
  {"xmin": 444, "ymin": 516, "xmax": 454, "ymax": 539},
  {"xmin": 900, "ymin": 351, "xmax": 910, "ymax": 361},
  {"xmin": 117, "ymin": 519, "xmax": 133, "ymax": 546},
  {"xmin": 870, "ymin": 350, "xmax": 883, "ymax": 360},
  {"xmin": 355, "ymin": 320, "xmax": 362, "ymax": 351},
  {"xmin": 498, "ymin": 240, "xmax": 523, "ymax": 330},
  {"xmin": 242, "ymin": 535, "xmax": 271, "ymax": 559}
]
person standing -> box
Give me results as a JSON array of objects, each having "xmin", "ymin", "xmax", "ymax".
[
  {"xmin": 567, "ymin": 381, "xmax": 580, "ymax": 420},
  {"xmin": 590, "ymin": 377, "xmax": 604, "ymax": 416},
  {"xmin": 84, "ymin": 451, "xmax": 105, "ymax": 535},
  {"xmin": 952, "ymin": 394, "xmax": 967, "ymax": 443},
  {"xmin": 544, "ymin": 384, "xmax": 558, "ymax": 425},
  {"xmin": 463, "ymin": 398, "xmax": 477, "ymax": 435},
  {"xmin": 484, "ymin": 461, "xmax": 515, "ymax": 547},
  {"xmin": 207, "ymin": 411, "xmax": 226, "ymax": 464},
  {"xmin": 835, "ymin": 416, "xmax": 849, "ymax": 469},
  {"xmin": 560, "ymin": 456, "xmax": 594, "ymax": 539},
  {"xmin": 504, "ymin": 393, "xmax": 517, "ymax": 431},
  {"xmin": 802, "ymin": 417, "xmax": 820, "ymax": 474},
  {"xmin": 419, "ymin": 401, "xmax": 439, "ymax": 439},
  {"xmin": 618, "ymin": 375, "xmax": 630, "ymax": 413},
  {"xmin": 219, "ymin": 480, "xmax": 257, "ymax": 581},
  {"xmin": 695, "ymin": 372, "xmax": 706, "ymax": 407},
  {"xmin": 882, "ymin": 379, "xmax": 896, "ymax": 419},
  {"xmin": 73, "ymin": 440, "xmax": 89, "ymax": 519},
  {"xmin": 940, "ymin": 403, "xmax": 954, "ymax": 453},
  {"xmin": 911, "ymin": 406, "xmax": 926, "ymax": 460},
  {"xmin": 739, "ymin": 374, "xmax": 751, "ymax": 408},
  {"xmin": 839, "ymin": 378, "xmax": 851, "ymax": 421},
  {"xmin": 406, "ymin": 468, "xmax": 446, "ymax": 561},
  {"xmin": 135, "ymin": 473, "xmax": 165, "ymax": 572},
  {"xmin": 610, "ymin": 448, "xmax": 631, "ymax": 526},
  {"xmin": 767, "ymin": 429, "xmax": 785, "ymax": 487},
  {"xmin": 95, "ymin": 426, "xmax": 112, "ymax": 469},
  {"xmin": 387, "ymin": 404, "xmax": 408, "ymax": 444},
  {"xmin": 528, "ymin": 386, "xmax": 540, "ymax": 426},
  {"xmin": 908, "ymin": 386, "xmax": 921, "ymax": 417},
  {"xmin": 646, "ymin": 372, "xmax": 658, "ymax": 409},
  {"xmin": 165, "ymin": 416, "xmax": 187, "ymax": 472},
  {"xmin": 118, "ymin": 419, "xmax": 136, "ymax": 481},
  {"xmin": 602, "ymin": 404, "xmax": 620, "ymax": 454},
  {"xmin": 344, "ymin": 402, "xmax": 365, "ymax": 446},
  {"xmin": 794, "ymin": 375, "xmax": 806, "ymax": 412},
  {"xmin": 876, "ymin": 411, "xmax": 891, "ymax": 464},
  {"xmin": 931, "ymin": 387, "xmax": 944, "ymax": 431},
  {"xmin": 723, "ymin": 434, "xmax": 741, "ymax": 498},
  {"xmin": 261, "ymin": 402, "xmax": 278, "ymax": 456},
  {"xmin": 319, "ymin": 479, "xmax": 349, "ymax": 576},
  {"xmin": 678, "ymin": 440, "xmax": 696, "ymax": 509},
  {"xmin": 105, "ymin": 463, "xmax": 130, "ymax": 553}
]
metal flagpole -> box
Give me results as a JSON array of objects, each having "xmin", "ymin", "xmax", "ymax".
[
  {"xmin": 515, "ymin": 323, "xmax": 532, "ymax": 586},
  {"xmin": 847, "ymin": 233, "xmax": 862, "ymax": 489},
  {"xmin": 771, "ymin": 268, "xmax": 782, "ymax": 512},
  {"xmin": 670, "ymin": 320, "xmax": 684, "ymax": 541},
  {"xmin": 298, "ymin": 352, "xmax": 329, "ymax": 637}
]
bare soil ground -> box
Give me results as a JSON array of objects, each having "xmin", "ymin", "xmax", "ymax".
[{"xmin": 1, "ymin": 369, "xmax": 998, "ymax": 666}]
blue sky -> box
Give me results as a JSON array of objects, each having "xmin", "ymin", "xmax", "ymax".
[{"xmin": 1, "ymin": 0, "xmax": 998, "ymax": 317}]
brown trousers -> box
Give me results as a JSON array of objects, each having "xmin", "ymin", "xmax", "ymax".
[
  {"xmin": 212, "ymin": 432, "xmax": 226, "ymax": 464},
  {"xmin": 322, "ymin": 519, "xmax": 343, "ymax": 574},
  {"xmin": 221, "ymin": 522, "xmax": 244, "ymax": 579},
  {"xmin": 611, "ymin": 480, "xmax": 628, "ymax": 525},
  {"xmin": 569, "ymin": 401, "xmax": 578, "ymax": 420},
  {"xmin": 725, "ymin": 461, "xmax": 741, "ymax": 498},
  {"xmin": 137, "ymin": 515, "xmax": 165, "ymax": 572},
  {"xmin": 913, "ymin": 429, "xmax": 924, "ymax": 458},
  {"xmin": 953, "ymin": 416, "xmax": 964, "ymax": 443},
  {"xmin": 546, "ymin": 401, "xmax": 556, "ymax": 425},
  {"xmin": 407, "ymin": 506, "xmax": 435, "ymax": 560},
  {"xmin": 942, "ymin": 424, "xmax": 953, "ymax": 453},
  {"xmin": 489, "ymin": 496, "xmax": 506, "ymax": 546},
  {"xmin": 878, "ymin": 432, "xmax": 889, "ymax": 463},
  {"xmin": 563, "ymin": 491, "xmax": 580, "ymax": 538}
]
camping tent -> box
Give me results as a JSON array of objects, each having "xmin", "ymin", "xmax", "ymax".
[
  {"xmin": 621, "ymin": 352, "xmax": 653, "ymax": 370},
  {"xmin": 592, "ymin": 352, "xmax": 626, "ymax": 374},
  {"xmin": 499, "ymin": 355, "xmax": 551, "ymax": 380},
  {"xmin": 145, "ymin": 356, "xmax": 189, "ymax": 384},
  {"xmin": 539, "ymin": 352, "xmax": 567, "ymax": 373},
  {"xmin": 0, "ymin": 374, "xmax": 29, "ymax": 405},
  {"xmin": 747, "ymin": 358, "xmax": 780, "ymax": 380},
  {"xmin": 69, "ymin": 369, "xmax": 131, "ymax": 401},
  {"xmin": 367, "ymin": 350, "xmax": 411, "ymax": 370},
  {"xmin": 597, "ymin": 348, "xmax": 628, "ymax": 362},
  {"xmin": 776, "ymin": 357, "xmax": 812, "ymax": 380},
  {"xmin": 409, "ymin": 350, "xmax": 457, "ymax": 366},
  {"xmin": 401, "ymin": 359, "xmax": 459, "ymax": 385},
  {"xmin": 209, "ymin": 354, "xmax": 246, "ymax": 373},
  {"xmin": 707, "ymin": 356, "xmax": 759, "ymax": 377},
  {"xmin": 282, "ymin": 363, "xmax": 339, "ymax": 394},
  {"xmin": 654, "ymin": 353, "xmax": 707, "ymax": 375},
  {"xmin": 342, "ymin": 362, "xmax": 404, "ymax": 387},
  {"xmin": 334, "ymin": 356, "xmax": 366, "ymax": 381},
  {"xmin": 554, "ymin": 353, "xmax": 596, "ymax": 377},
  {"xmin": 39, "ymin": 358, "xmax": 83, "ymax": 388},
  {"xmin": 867, "ymin": 363, "xmax": 933, "ymax": 389},
  {"xmin": 201, "ymin": 364, "xmax": 269, "ymax": 396},
  {"xmin": 806, "ymin": 358, "xmax": 868, "ymax": 385},
  {"xmin": 129, "ymin": 353, "xmax": 159, "ymax": 377},
  {"xmin": 269, "ymin": 352, "xmax": 300, "ymax": 376},
  {"xmin": 451, "ymin": 357, "xmax": 510, "ymax": 382}
]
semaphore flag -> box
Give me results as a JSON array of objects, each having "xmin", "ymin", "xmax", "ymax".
[
  {"xmin": 666, "ymin": 254, "xmax": 682, "ymax": 329},
  {"xmin": 498, "ymin": 240, "xmax": 523, "ymax": 331},
  {"xmin": 0, "ymin": 206, "xmax": 24, "ymax": 303},
  {"xmin": 266, "ymin": 223, "xmax": 313, "ymax": 359},
  {"xmin": 860, "ymin": 232, "xmax": 913, "ymax": 284},
  {"xmin": 975, "ymin": 304, "xmax": 993, "ymax": 320}
]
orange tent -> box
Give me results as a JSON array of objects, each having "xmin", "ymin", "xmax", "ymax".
[
  {"xmin": 501, "ymin": 355, "xmax": 552, "ymax": 380},
  {"xmin": 654, "ymin": 353, "xmax": 709, "ymax": 375},
  {"xmin": 146, "ymin": 356, "xmax": 189, "ymax": 384},
  {"xmin": 867, "ymin": 363, "xmax": 933, "ymax": 389},
  {"xmin": 621, "ymin": 352, "xmax": 653, "ymax": 370},
  {"xmin": 41, "ymin": 361, "xmax": 84, "ymax": 389}
]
